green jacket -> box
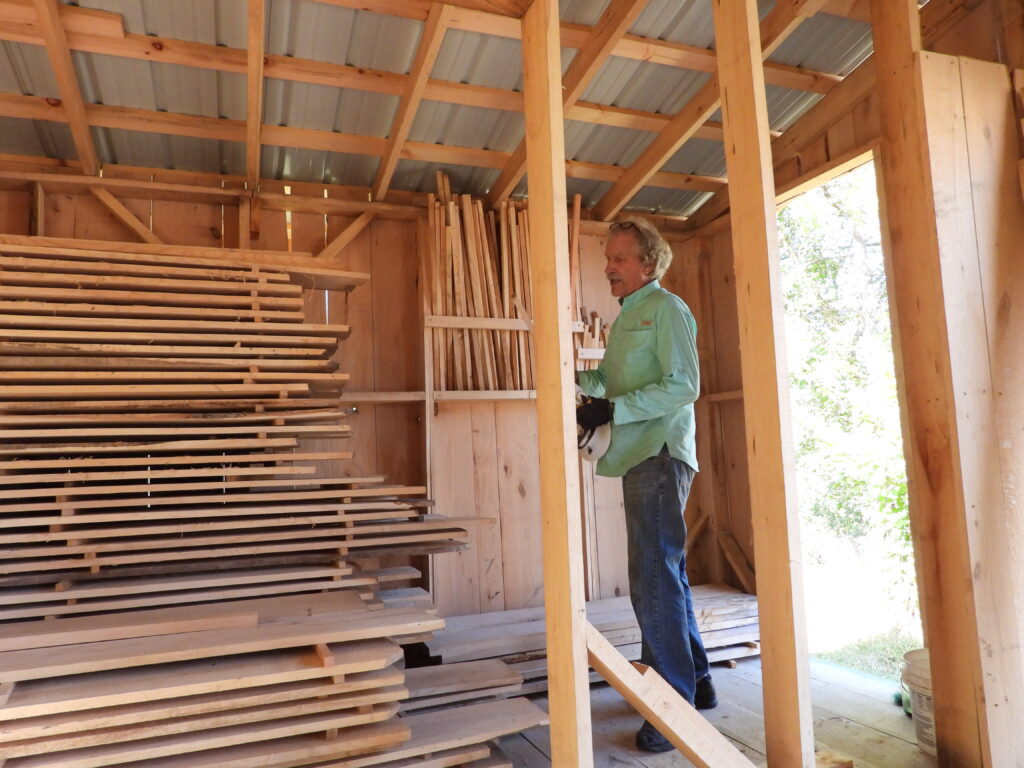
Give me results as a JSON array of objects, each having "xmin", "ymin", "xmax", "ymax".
[{"xmin": 577, "ymin": 280, "xmax": 699, "ymax": 477}]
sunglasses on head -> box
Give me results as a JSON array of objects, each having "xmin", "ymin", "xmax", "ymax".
[{"xmin": 609, "ymin": 220, "xmax": 640, "ymax": 233}]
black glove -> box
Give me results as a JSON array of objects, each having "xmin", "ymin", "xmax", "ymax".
[{"xmin": 576, "ymin": 396, "xmax": 613, "ymax": 432}]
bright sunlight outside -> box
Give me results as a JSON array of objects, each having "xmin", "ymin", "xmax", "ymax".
[{"xmin": 777, "ymin": 162, "xmax": 922, "ymax": 682}]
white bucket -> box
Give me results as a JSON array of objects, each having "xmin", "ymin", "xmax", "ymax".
[{"xmin": 901, "ymin": 648, "xmax": 936, "ymax": 756}]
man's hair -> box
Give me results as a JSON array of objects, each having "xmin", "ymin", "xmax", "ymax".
[{"xmin": 608, "ymin": 216, "xmax": 674, "ymax": 279}]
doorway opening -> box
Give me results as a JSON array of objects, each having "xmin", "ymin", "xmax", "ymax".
[{"xmin": 777, "ymin": 161, "xmax": 921, "ymax": 683}]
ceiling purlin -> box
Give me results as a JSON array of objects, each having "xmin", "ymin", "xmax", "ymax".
[
  {"xmin": 373, "ymin": 3, "xmax": 454, "ymax": 201},
  {"xmin": 484, "ymin": 0, "xmax": 650, "ymax": 207},
  {"xmin": 29, "ymin": 0, "xmax": 98, "ymax": 175},
  {"xmin": 592, "ymin": 0, "xmax": 833, "ymax": 221},
  {"xmin": 0, "ymin": 94, "xmax": 726, "ymax": 195}
]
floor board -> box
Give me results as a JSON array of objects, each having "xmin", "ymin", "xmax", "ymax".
[{"xmin": 496, "ymin": 658, "xmax": 934, "ymax": 767}]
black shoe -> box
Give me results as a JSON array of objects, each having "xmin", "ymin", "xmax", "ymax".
[
  {"xmin": 695, "ymin": 676, "xmax": 718, "ymax": 710},
  {"xmin": 635, "ymin": 721, "xmax": 675, "ymax": 753}
]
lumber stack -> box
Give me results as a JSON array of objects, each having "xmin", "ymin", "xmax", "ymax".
[
  {"xmin": 426, "ymin": 584, "xmax": 761, "ymax": 695},
  {"xmin": 0, "ymin": 238, "xmax": 549, "ymax": 767},
  {"xmin": 0, "ymin": 241, "xmax": 471, "ymax": 613},
  {"xmin": 0, "ymin": 591, "xmax": 546, "ymax": 767}
]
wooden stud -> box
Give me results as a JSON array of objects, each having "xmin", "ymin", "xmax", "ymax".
[
  {"xmin": 712, "ymin": 0, "xmax": 815, "ymax": 764},
  {"xmin": 520, "ymin": 0, "xmax": 592, "ymax": 763},
  {"xmin": 870, "ymin": 2, "xmax": 989, "ymax": 764}
]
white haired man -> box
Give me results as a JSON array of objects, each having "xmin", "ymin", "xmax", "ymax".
[{"xmin": 576, "ymin": 217, "xmax": 716, "ymax": 754}]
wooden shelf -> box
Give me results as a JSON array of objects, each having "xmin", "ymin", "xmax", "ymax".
[
  {"xmin": 338, "ymin": 392, "xmax": 427, "ymax": 403},
  {"xmin": 433, "ymin": 390, "xmax": 537, "ymax": 402}
]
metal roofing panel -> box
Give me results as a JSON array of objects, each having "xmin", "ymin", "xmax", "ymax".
[
  {"xmin": 0, "ymin": 42, "xmax": 60, "ymax": 98},
  {"xmin": 0, "ymin": 117, "xmax": 76, "ymax": 159},
  {"xmin": 390, "ymin": 158, "xmax": 499, "ymax": 197},
  {"xmin": 433, "ymin": 29, "xmax": 525, "ymax": 90},
  {"xmin": 94, "ymin": 127, "xmax": 244, "ymax": 175},
  {"xmin": 263, "ymin": 81, "xmax": 398, "ymax": 136},
  {"xmin": 410, "ymin": 101, "xmax": 522, "ymax": 153},
  {"xmin": 627, "ymin": 186, "xmax": 708, "ymax": 217},
  {"xmin": 629, "ymin": 0, "xmax": 717, "ymax": 49},
  {"xmin": 71, "ymin": 0, "xmax": 246, "ymax": 47},
  {"xmin": 768, "ymin": 13, "xmax": 872, "ymax": 76},
  {"xmin": 662, "ymin": 137, "xmax": 725, "ymax": 176},
  {"xmin": 262, "ymin": 146, "xmax": 378, "ymax": 186},
  {"xmin": 565, "ymin": 176, "xmax": 611, "ymax": 209},
  {"xmin": 565, "ymin": 120, "xmax": 651, "ymax": 167}
]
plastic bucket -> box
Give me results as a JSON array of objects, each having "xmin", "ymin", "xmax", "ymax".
[{"xmin": 901, "ymin": 648, "xmax": 936, "ymax": 756}]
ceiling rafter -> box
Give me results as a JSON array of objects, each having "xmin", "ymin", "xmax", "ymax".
[
  {"xmin": 29, "ymin": 0, "xmax": 98, "ymax": 175},
  {"xmin": 592, "ymin": 0, "xmax": 832, "ymax": 221},
  {"xmin": 246, "ymin": 0, "xmax": 265, "ymax": 188},
  {"xmin": 373, "ymin": 3, "xmax": 453, "ymax": 201},
  {"xmin": 0, "ymin": 94, "xmax": 726, "ymax": 195},
  {"xmin": 484, "ymin": 0, "xmax": 650, "ymax": 207}
]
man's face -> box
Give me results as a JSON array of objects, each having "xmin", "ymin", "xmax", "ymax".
[{"xmin": 605, "ymin": 230, "xmax": 652, "ymax": 299}]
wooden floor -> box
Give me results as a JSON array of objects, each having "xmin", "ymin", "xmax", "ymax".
[{"xmin": 496, "ymin": 658, "xmax": 935, "ymax": 767}]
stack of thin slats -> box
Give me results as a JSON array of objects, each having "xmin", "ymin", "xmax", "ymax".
[
  {"xmin": 0, "ymin": 242, "xmax": 470, "ymax": 610},
  {"xmin": 425, "ymin": 584, "xmax": 761, "ymax": 695},
  {"xmin": 425, "ymin": 174, "xmax": 534, "ymax": 391}
]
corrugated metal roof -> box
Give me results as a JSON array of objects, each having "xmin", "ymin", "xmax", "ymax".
[{"xmin": 1, "ymin": 0, "xmax": 877, "ymax": 216}]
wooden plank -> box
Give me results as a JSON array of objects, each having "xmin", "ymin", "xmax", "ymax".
[
  {"xmin": 870, "ymin": 3, "xmax": 988, "ymax": 764},
  {"xmin": 0, "ymin": 312, "xmax": 348, "ymax": 338},
  {"xmin": 952, "ymin": 55, "xmax": 1024, "ymax": 765},
  {"xmin": 31, "ymin": 0, "xmax": 98, "ymax": 174},
  {"xmin": 0, "ymin": 236, "xmax": 369, "ymax": 291},
  {"xmin": 88, "ymin": 188, "xmax": 162, "ymax": 244},
  {"xmin": 586, "ymin": 623, "xmax": 755, "ymax": 768},
  {"xmin": 713, "ymin": 0, "xmax": 815, "ymax": 765},
  {"xmin": 0, "ymin": 638, "xmax": 401, "ymax": 721},
  {"xmin": 520, "ymin": 1, "xmax": 592, "ymax": 765},
  {"xmin": 0, "ymin": 607, "xmax": 441, "ymax": 682}
]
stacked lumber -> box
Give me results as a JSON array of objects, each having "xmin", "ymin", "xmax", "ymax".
[
  {"xmin": 0, "ymin": 592, "xmax": 544, "ymax": 767},
  {"xmin": 0, "ymin": 238, "xmax": 548, "ymax": 767},
  {"xmin": 426, "ymin": 584, "xmax": 761, "ymax": 695},
  {"xmin": 0, "ymin": 241, "xmax": 470, "ymax": 612},
  {"xmin": 425, "ymin": 174, "xmax": 534, "ymax": 391}
]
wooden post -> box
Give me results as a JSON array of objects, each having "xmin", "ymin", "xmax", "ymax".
[
  {"xmin": 711, "ymin": 1, "xmax": 815, "ymax": 766},
  {"xmin": 520, "ymin": 0, "xmax": 593, "ymax": 765},
  {"xmin": 870, "ymin": 3, "xmax": 989, "ymax": 765}
]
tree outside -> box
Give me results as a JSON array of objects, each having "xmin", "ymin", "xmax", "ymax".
[{"xmin": 777, "ymin": 161, "xmax": 921, "ymax": 681}]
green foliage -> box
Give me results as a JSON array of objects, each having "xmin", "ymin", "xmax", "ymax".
[{"xmin": 816, "ymin": 626, "xmax": 922, "ymax": 682}]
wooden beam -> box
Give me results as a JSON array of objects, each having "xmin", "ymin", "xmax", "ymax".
[
  {"xmin": 318, "ymin": 212, "xmax": 375, "ymax": 260},
  {"xmin": 870, "ymin": 3, "xmax": 990, "ymax": 764},
  {"xmin": 89, "ymin": 187, "xmax": 163, "ymax": 244},
  {"xmin": 31, "ymin": 0, "xmax": 98, "ymax": 175},
  {"xmin": 373, "ymin": 3, "xmax": 451, "ymax": 200},
  {"xmin": 593, "ymin": 0, "xmax": 830, "ymax": 220},
  {"xmin": 29, "ymin": 181, "xmax": 44, "ymax": 236},
  {"xmin": 586, "ymin": 623, "xmax": 755, "ymax": 768},
  {"xmin": 485, "ymin": 0, "xmax": 648, "ymax": 206},
  {"xmin": 712, "ymin": 0, "xmax": 814, "ymax": 765},
  {"xmin": 246, "ymin": 0, "xmax": 265, "ymax": 188},
  {"xmin": 520, "ymin": 0, "xmax": 592, "ymax": 764}
]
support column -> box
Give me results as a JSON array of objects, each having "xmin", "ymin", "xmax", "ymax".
[
  {"xmin": 711, "ymin": 1, "xmax": 815, "ymax": 765},
  {"xmin": 520, "ymin": 0, "xmax": 593, "ymax": 765}
]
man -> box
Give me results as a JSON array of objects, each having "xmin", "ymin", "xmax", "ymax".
[{"xmin": 576, "ymin": 217, "xmax": 716, "ymax": 754}]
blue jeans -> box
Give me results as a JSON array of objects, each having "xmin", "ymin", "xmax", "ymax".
[{"xmin": 622, "ymin": 446, "xmax": 709, "ymax": 703}]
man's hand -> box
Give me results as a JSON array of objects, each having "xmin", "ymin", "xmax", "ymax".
[{"xmin": 576, "ymin": 397, "xmax": 613, "ymax": 431}]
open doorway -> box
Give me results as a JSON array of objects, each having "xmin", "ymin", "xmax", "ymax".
[{"xmin": 777, "ymin": 161, "xmax": 922, "ymax": 683}]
